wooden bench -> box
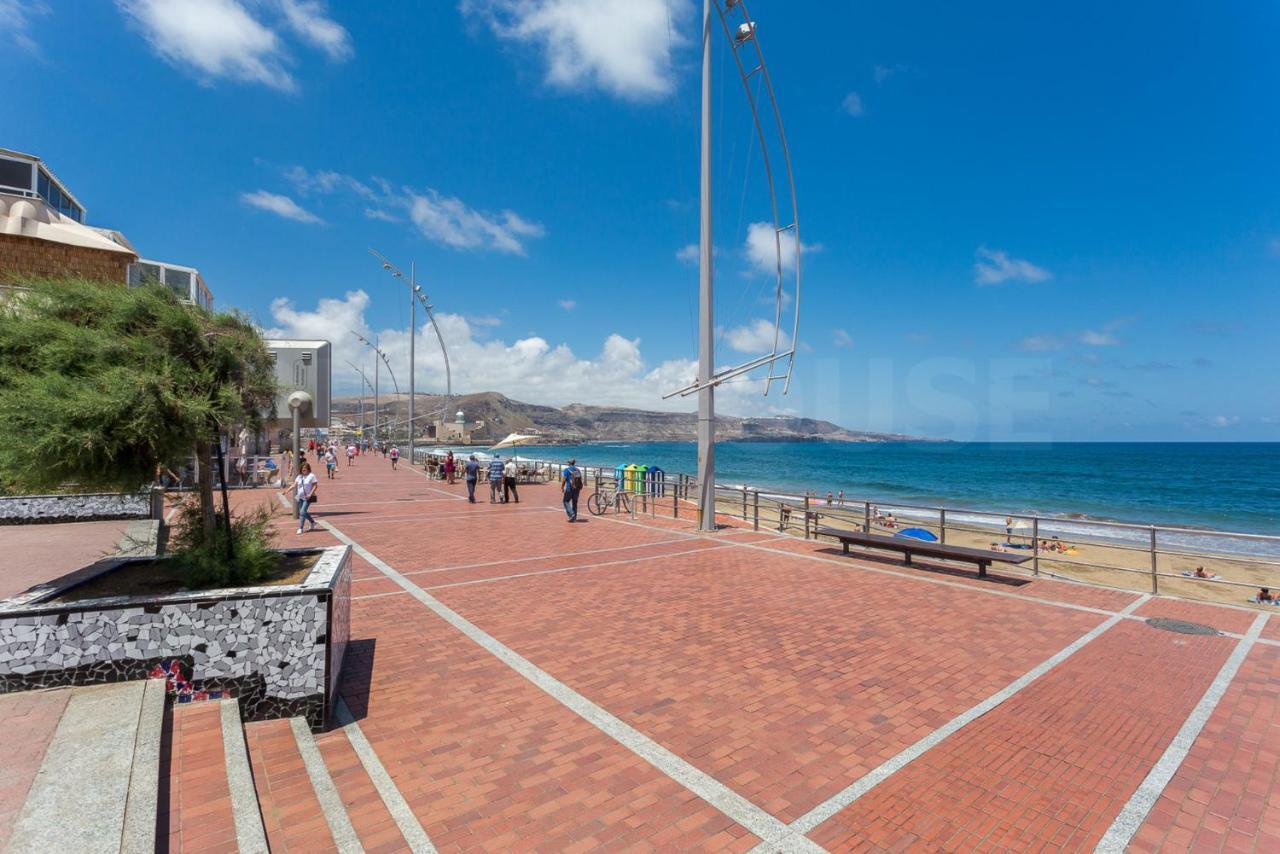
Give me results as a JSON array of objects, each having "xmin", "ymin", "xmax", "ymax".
[{"xmin": 815, "ymin": 526, "xmax": 1032, "ymax": 578}]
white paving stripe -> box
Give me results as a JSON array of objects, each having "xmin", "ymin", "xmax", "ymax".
[
  {"xmin": 320, "ymin": 519, "xmax": 825, "ymax": 853},
  {"xmin": 1095, "ymin": 612, "xmax": 1270, "ymax": 853},
  {"xmin": 332, "ymin": 506, "xmax": 559, "ymax": 528},
  {"xmin": 750, "ymin": 594, "xmax": 1152, "ymax": 852},
  {"xmin": 289, "ymin": 716, "xmax": 363, "ymax": 853},
  {"xmin": 334, "ymin": 697, "xmax": 437, "ymax": 852},
  {"xmin": 351, "ymin": 535, "xmax": 704, "ymax": 583},
  {"xmin": 421, "ymin": 544, "xmax": 734, "ymax": 591}
]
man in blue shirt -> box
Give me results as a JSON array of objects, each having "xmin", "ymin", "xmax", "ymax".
[
  {"xmin": 488, "ymin": 454, "xmax": 505, "ymax": 503},
  {"xmin": 464, "ymin": 454, "xmax": 480, "ymax": 503},
  {"xmin": 560, "ymin": 458, "xmax": 582, "ymax": 522}
]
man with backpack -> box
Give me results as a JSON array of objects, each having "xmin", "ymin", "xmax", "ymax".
[{"xmin": 560, "ymin": 458, "xmax": 583, "ymax": 522}]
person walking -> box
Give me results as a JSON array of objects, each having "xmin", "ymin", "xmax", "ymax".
[
  {"xmin": 346, "ymin": 443, "xmax": 356, "ymax": 466},
  {"xmin": 503, "ymin": 457, "xmax": 519, "ymax": 503},
  {"xmin": 444, "ymin": 451, "xmax": 456, "ymax": 485},
  {"xmin": 283, "ymin": 447, "xmax": 294, "ymax": 479},
  {"xmin": 560, "ymin": 458, "xmax": 582, "ymax": 522},
  {"xmin": 488, "ymin": 454, "xmax": 505, "ymax": 503},
  {"xmin": 282, "ymin": 461, "xmax": 319, "ymax": 534},
  {"xmin": 464, "ymin": 454, "xmax": 480, "ymax": 503},
  {"xmin": 324, "ymin": 446, "xmax": 337, "ymax": 479},
  {"xmin": 389, "ymin": 445, "xmax": 400, "ymax": 471}
]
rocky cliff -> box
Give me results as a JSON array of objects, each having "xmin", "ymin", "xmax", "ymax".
[{"xmin": 332, "ymin": 391, "xmax": 932, "ymax": 444}]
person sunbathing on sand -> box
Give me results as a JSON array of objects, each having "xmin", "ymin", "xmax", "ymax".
[{"xmin": 1253, "ymin": 587, "xmax": 1276, "ymax": 605}]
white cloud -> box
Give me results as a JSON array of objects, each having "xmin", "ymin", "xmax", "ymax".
[
  {"xmin": 841, "ymin": 92, "xmax": 864, "ymax": 116},
  {"xmin": 558, "ymin": 299, "xmax": 576, "ymax": 311},
  {"xmin": 278, "ymin": 0, "xmax": 351, "ymax": 60},
  {"xmin": 1079, "ymin": 329, "xmax": 1119, "ymax": 347},
  {"xmin": 1211, "ymin": 415, "xmax": 1238, "ymax": 428},
  {"xmin": 286, "ymin": 166, "xmax": 373, "ymax": 198},
  {"xmin": 746, "ymin": 222, "xmax": 812, "ymax": 275},
  {"xmin": 265, "ymin": 290, "xmax": 778, "ymax": 413},
  {"xmin": 832, "ymin": 329, "xmax": 854, "ymax": 349},
  {"xmin": 460, "ymin": 0, "xmax": 688, "ymax": 100},
  {"xmin": 0, "ymin": 0, "xmax": 48, "ymax": 53},
  {"xmin": 406, "ymin": 190, "xmax": 545, "ymax": 255},
  {"xmin": 116, "ymin": 0, "xmax": 351, "ymax": 91},
  {"xmin": 724, "ymin": 318, "xmax": 789, "ymax": 355},
  {"xmin": 1014, "ymin": 334, "xmax": 1066, "ymax": 352},
  {"xmin": 240, "ymin": 190, "xmax": 322, "ymax": 223},
  {"xmin": 271, "ymin": 165, "xmax": 546, "ymax": 254},
  {"xmin": 974, "ymin": 247, "xmax": 1051, "ymax": 285},
  {"xmin": 676, "ymin": 243, "xmax": 699, "ymax": 265}
]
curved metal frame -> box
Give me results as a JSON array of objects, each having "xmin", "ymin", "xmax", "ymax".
[
  {"xmin": 414, "ymin": 290, "xmax": 453, "ymax": 424},
  {"xmin": 351, "ymin": 331, "xmax": 400, "ymax": 436},
  {"xmin": 665, "ymin": 0, "xmax": 801, "ymax": 399}
]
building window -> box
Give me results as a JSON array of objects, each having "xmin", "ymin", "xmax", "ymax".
[
  {"xmin": 0, "ymin": 157, "xmax": 32, "ymax": 193},
  {"xmin": 164, "ymin": 267, "xmax": 193, "ymax": 301},
  {"xmin": 128, "ymin": 262, "xmax": 162, "ymax": 287}
]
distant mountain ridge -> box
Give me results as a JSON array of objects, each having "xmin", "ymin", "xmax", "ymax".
[{"xmin": 332, "ymin": 391, "xmax": 937, "ymax": 444}]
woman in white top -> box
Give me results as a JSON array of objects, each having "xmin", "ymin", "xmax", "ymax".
[{"xmin": 280, "ymin": 461, "xmax": 319, "ymax": 534}]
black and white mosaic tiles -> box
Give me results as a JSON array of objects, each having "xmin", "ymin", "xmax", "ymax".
[{"xmin": 0, "ymin": 545, "xmax": 351, "ymax": 731}]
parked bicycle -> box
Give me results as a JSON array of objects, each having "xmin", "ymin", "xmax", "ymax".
[{"xmin": 587, "ymin": 486, "xmax": 631, "ymax": 516}]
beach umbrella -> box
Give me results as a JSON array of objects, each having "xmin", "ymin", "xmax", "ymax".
[
  {"xmin": 895, "ymin": 527, "xmax": 939, "ymax": 543},
  {"xmin": 492, "ymin": 432, "xmax": 540, "ymax": 450}
]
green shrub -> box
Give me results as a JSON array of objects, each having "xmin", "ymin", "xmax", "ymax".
[{"xmin": 167, "ymin": 499, "xmax": 281, "ymax": 589}]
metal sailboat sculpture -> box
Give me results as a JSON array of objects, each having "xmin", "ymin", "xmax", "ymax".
[{"xmin": 664, "ymin": 0, "xmax": 802, "ymax": 530}]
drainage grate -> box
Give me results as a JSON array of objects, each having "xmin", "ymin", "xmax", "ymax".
[{"xmin": 1145, "ymin": 617, "xmax": 1220, "ymax": 636}]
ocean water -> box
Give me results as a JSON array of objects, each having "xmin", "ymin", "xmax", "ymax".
[{"xmin": 498, "ymin": 441, "xmax": 1280, "ymax": 546}]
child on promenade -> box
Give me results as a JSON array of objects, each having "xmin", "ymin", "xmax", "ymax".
[{"xmin": 389, "ymin": 446, "xmax": 400, "ymax": 470}]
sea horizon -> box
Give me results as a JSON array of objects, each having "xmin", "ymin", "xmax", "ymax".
[{"xmin": 468, "ymin": 440, "xmax": 1279, "ymax": 540}]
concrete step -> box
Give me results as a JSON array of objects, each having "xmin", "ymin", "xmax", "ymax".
[
  {"xmin": 158, "ymin": 698, "xmax": 266, "ymax": 853},
  {"xmin": 246, "ymin": 707, "xmax": 432, "ymax": 854},
  {"xmin": 6, "ymin": 679, "xmax": 165, "ymax": 854}
]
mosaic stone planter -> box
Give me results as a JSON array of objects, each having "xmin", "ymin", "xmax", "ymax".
[
  {"xmin": 0, "ymin": 489, "xmax": 162, "ymax": 524},
  {"xmin": 0, "ymin": 545, "xmax": 351, "ymax": 730}
]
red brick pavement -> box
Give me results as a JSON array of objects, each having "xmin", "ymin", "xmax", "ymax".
[
  {"xmin": 1129, "ymin": 642, "xmax": 1280, "ymax": 854},
  {"xmin": 1262, "ymin": 617, "xmax": 1280, "ymax": 643},
  {"xmin": 809, "ymin": 620, "xmax": 1235, "ymax": 852},
  {"xmin": 341, "ymin": 593, "xmax": 760, "ymax": 852},
  {"xmin": 430, "ymin": 540, "xmax": 1105, "ymax": 823},
  {"xmin": 244, "ymin": 717, "xmax": 338, "ymax": 853},
  {"xmin": 160, "ymin": 702, "xmax": 240, "ymax": 854},
  {"xmin": 219, "ymin": 460, "xmax": 1278, "ymax": 851},
  {"xmin": 0, "ymin": 688, "xmax": 70, "ymax": 849}
]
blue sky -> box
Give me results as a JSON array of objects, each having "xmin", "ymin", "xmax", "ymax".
[{"xmin": 3, "ymin": 1, "xmax": 1277, "ymax": 441}]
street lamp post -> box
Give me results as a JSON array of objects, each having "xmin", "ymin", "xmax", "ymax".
[
  {"xmin": 351, "ymin": 331, "xmax": 399, "ymax": 447},
  {"xmin": 344, "ymin": 359, "xmax": 375, "ymax": 441},
  {"xmin": 371, "ymin": 249, "xmax": 442, "ymax": 465}
]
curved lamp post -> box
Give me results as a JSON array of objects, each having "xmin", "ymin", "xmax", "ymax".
[
  {"xmin": 351, "ymin": 331, "xmax": 400, "ymax": 446},
  {"xmin": 664, "ymin": 0, "xmax": 802, "ymax": 531}
]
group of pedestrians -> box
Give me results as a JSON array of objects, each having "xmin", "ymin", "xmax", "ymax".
[{"xmin": 453, "ymin": 452, "xmax": 582, "ymax": 521}]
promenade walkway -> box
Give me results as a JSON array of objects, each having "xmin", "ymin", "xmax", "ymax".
[{"xmin": 187, "ymin": 457, "xmax": 1278, "ymax": 851}]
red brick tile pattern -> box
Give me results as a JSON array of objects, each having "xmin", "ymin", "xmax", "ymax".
[
  {"xmin": 342, "ymin": 594, "xmax": 760, "ymax": 852},
  {"xmin": 810, "ymin": 620, "xmax": 1234, "ymax": 852},
  {"xmin": 245, "ymin": 718, "xmax": 338, "ymax": 853},
  {"xmin": 314, "ymin": 728, "xmax": 410, "ymax": 853},
  {"xmin": 161, "ymin": 703, "xmax": 240, "ymax": 854},
  {"xmin": 432, "ymin": 542, "xmax": 1105, "ymax": 822},
  {"xmin": 1134, "ymin": 597, "xmax": 1260, "ymax": 635},
  {"xmin": 1129, "ymin": 643, "xmax": 1280, "ymax": 854}
]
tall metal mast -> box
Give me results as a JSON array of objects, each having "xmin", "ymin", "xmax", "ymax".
[
  {"xmin": 696, "ymin": 0, "xmax": 716, "ymax": 532},
  {"xmin": 667, "ymin": 0, "xmax": 802, "ymax": 531}
]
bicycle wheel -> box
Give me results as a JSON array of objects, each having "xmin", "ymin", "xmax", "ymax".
[{"xmin": 587, "ymin": 492, "xmax": 606, "ymax": 516}]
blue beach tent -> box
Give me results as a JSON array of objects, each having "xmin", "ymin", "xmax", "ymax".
[{"xmin": 894, "ymin": 527, "xmax": 939, "ymax": 543}]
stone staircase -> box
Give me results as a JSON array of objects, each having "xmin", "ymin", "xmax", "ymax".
[{"xmin": 0, "ymin": 682, "xmax": 433, "ymax": 853}]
